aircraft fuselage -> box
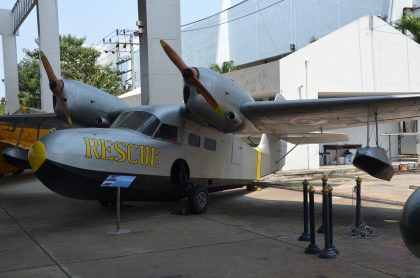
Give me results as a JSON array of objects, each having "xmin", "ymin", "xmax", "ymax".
[{"xmin": 28, "ymin": 105, "xmax": 265, "ymax": 202}]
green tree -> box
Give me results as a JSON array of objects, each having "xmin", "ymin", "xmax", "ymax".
[
  {"xmin": 0, "ymin": 97, "xmax": 6, "ymax": 115},
  {"xmin": 309, "ymin": 36, "xmax": 318, "ymax": 43},
  {"xmin": 394, "ymin": 14, "xmax": 420, "ymax": 43},
  {"xmin": 210, "ymin": 60, "xmax": 239, "ymax": 74},
  {"xmin": 18, "ymin": 34, "xmax": 125, "ymax": 108}
]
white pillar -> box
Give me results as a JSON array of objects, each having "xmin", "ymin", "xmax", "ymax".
[
  {"xmin": 0, "ymin": 9, "xmax": 19, "ymax": 114},
  {"xmin": 138, "ymin": 0, "xmax": 182, "ymax": 105},
  {"xmin": 216, "ymin": 0, "xmax": 231, "ymax": 65},
  {"xmin": 37, "ymin": 0, "xmax": 60, "ymax": 112},
  {"xmin": 2, "ymin": 34, "xmax": 19, "ymax": 113}
]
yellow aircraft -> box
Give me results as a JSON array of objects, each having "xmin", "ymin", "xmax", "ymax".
[{"xmin": 0, "ymin": 107, "xmax": 59, "ymax": 176}]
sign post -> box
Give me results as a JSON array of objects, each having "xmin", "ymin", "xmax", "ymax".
[{"xmin": 101, "ymin": 175, "xmax": 136, "ymax": 235}]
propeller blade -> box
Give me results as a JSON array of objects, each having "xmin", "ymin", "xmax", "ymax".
[
  {"xmin": 39, "ymin": 51, "xmax": 72, "ymax": 126},
  {"xmin": 40, "ymin": 51, "xmax": 57, "ymax": 81},
  {"xmin": 160, "ymin": 40, "xmax": 224, "ymax": 117},
  {"xmin": 160, "ymin": 40, "xmax": 188, "ymax": 72},
  {"xmin": 58, "ymin": 96, "xmax": 73, "ymax": 126}
]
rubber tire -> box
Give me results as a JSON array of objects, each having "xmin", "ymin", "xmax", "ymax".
[
  {"xmin": 171, "ymin": 160, "xmax": 190, "ymax": 190},
  {"xmin": 246, "ymin": 184, "xmax": 257, "ymax": 191},
  {"xmin": 188, "ymin": 186, "xmax": 209, "ymax": 214},
  {"xmin": 13, "ymin": 169, "xmax": 24, "ymax": 176}
]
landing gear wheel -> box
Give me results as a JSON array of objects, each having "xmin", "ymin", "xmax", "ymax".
[
  {"xmin": 99, "ymin": 200, "xmax": 116, "ymax": 208},
  {"xmin": 246, "ymin": 184, "xmax": 261, "ymax": 191},
  {"xmin": 13, "ymin": 169, "xmax": 24, "ymax": 176},
  {"xmin": 188, "ymin": 186, "xmax": 208, "ymax": 214}
]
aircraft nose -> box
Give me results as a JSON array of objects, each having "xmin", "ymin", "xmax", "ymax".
[{"xmin": 28, "ymin": 141, "xmax": 47, "ymax": 172}]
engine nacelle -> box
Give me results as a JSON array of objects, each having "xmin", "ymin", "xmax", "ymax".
[
  {"xmin": 183, "ymin": 68, "xmax": 254, "ymax": 133},
  {"xmin": 55, "ymin": 80, "xmax": 127, "ymax": 127}
]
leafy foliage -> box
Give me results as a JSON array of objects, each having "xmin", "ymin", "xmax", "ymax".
[
  {"xmin": 18, "ymin": 35, "xmax": 125, "ymax": 108},
  {"xmin": 394, "ymin": 14, "xmax": 420, "ymax": 43},
  {"xmin": 309, "ymin": 36, "xmax": 318, "ymax": 43},
  {"xmin": 210, "ymin": 61, "xmax": 239, "ymax": 74},
  {"xmin": 0, "ymin": 97, "xmax": 6, "ymax": 115}
]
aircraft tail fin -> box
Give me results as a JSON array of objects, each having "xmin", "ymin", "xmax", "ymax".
[{"xmin": 257, "ymin": 134, "xmax": 287, "ymax": 177}]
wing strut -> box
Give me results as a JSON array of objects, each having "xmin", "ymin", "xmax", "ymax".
[{"xmin": 353, "ymin": 106, "xmax": 394, "ymax": 181}]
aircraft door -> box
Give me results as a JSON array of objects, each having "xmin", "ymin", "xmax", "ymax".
[{"xmin": 231, "ymin": 136, "xmax": 242, "ymax": 165}]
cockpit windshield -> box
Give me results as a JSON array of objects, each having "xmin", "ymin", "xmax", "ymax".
[{"xmin": 111, "ymin": 111, "xmax": 160, "ymax": 136}]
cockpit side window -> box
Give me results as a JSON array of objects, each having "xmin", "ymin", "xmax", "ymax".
[
  {"xmin": 111, "ymin": 111, "xmax": 161, "ymax": 136},
  {"xmin": 140, "ymin": 117, "xmax": 160, "ymax": 136},
  {"xmin": 155, "ymin": 123, "xmax": 178, "ymax": 143}
]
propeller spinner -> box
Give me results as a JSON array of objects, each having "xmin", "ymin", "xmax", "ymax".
[
  {"xmin": 160, "ymin": 40, "xmax": 224, "ymax": 117},
  {"xmin": 39, "ymin": 51, "xmax": 73, "ymax": 127}
]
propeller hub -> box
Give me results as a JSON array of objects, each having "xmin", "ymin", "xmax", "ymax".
[
  {"xmin": 49, "ymin": 80, "xmax": 57, "ymax": 92},
  {"xmin": 182, "ymin": 68, "xmax": 194, "ymax": 79},
  {"xmin": 160, "ymin": 39, "xmax": 223, "ymax": 117}
]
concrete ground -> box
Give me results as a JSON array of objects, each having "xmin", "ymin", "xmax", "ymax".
[{"xmin": 0, "ymin": 171, "xmax": 419, "ymax": 277}]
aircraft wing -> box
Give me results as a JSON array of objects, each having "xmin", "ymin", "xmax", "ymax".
[
  {"xmin": 0, "ymin": 113, "xmax": 69, "ymax": 171},
  {"xmin": 0, "ymin": 113, "xmax": 68, "ymax": 129},
  {"xmin": 240, "ymin": 94, "xmax": 420, "ymax": 135}
]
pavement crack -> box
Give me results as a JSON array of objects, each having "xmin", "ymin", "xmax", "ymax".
[
  {"xmin": 0, "ymin": 205, "xmax": 72, "ymax": 278},
  {"xmin": 337, "ymin": 257, "xmax": 403, "ymax": 278},
  {"xmin": 63, "ymin": 237, "xmax": 265, "ymax": 266},
  {"xmin": 0, "ymin": 263, "xmax": 56, "ymax": 274},
  {"xmin": 202, "ymin": 215, "xmax": 305, "ymax": 249}
]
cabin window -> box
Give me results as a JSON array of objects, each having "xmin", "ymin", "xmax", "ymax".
[
  {"xmin": 111, "ymin": 111, "xmax": 161, "ymax": 136},
  {"xmin": 155, "ymin": 123, "xmax": 178, "ymax": 142},
  {"xmin": 188, "ymin": 133, "xmax": 200, "ymax": 147},
  {"xmin": 204, "ymin": 137, "xmax": 217, "ymax": 151}
]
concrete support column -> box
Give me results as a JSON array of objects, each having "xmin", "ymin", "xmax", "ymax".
[
  {"xmin": 37, "ymin": 0, "xmax": 60, "ymax": 112},
  {"xmin": 138, "ymin": 0, "xmax": 182, "ymax": 105},
  {"xmin": 2, "ymin": 34, "xmax": 19, "ymax": 114},
  {"xmin": 0, "ymin": 9, "xmax": 19, "ymax": 114}
]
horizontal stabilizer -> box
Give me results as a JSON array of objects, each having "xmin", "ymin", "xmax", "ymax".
[{"xmin": 278, "ymin": 132, "xmax": 348, "ymax": 144}]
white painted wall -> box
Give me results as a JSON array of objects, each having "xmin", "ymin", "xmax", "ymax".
[
  {"xmin": 228, "ymin": 16, "xmax": 420, "ymax": 170},
  {"xmin": 324, "ymin": 123, "xmax": 400, "ymax": 163},
  {"xmin": 118, "ymin": 87, "xmax": 141, "ymax": 106},
  {"xmin": 280, "ymin": 16, "xmax": 420, "ymax": 170},
  {"xmin": 224, "ymin": 60, "xmax": 280, "ymax": 99},
  {"xmin": 388, "ymin": 0, "xmax": 413, "ymax": 23},
  {"xmin": 216, "ymin": 0, "xmax": 231, "ymax": 65}
]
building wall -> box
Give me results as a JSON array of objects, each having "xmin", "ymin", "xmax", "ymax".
[
  {"xmin": 389, "ymin": 0, "xmax": 413, "ymax": 22},
  {"xmin": 227, "ymin": 16, "xmax": 420, "ymax": 170},
  {"xmin": 182, "ymin": 0, "xmax": 391, "ymax": 67},
  {"xmin": 224, "ymin": 60, "xmax": 280, "ymax": 99}
]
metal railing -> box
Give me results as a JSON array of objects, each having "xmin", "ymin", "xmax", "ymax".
[{"xmin": 11, "ymin": 0, "xmax": 37, "ymax": 34}]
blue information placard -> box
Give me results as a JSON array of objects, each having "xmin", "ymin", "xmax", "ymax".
[{"xmin": 101, "ymin": 175, "xmax": 136, "ymax": 188}]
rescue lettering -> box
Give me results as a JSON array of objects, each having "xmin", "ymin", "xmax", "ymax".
[{"xmin": 83, "ymin": 137, "xmax": 159, "ymax": 168}]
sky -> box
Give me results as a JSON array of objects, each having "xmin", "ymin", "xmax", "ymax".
[{"xmin": 0, "ymin": 0, "xmax": 241, "ymax": 99}]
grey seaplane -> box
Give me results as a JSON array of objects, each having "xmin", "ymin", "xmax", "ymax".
[{"xmin": 2, "ymin": 40, "xmax": 420, "ymax": 214}]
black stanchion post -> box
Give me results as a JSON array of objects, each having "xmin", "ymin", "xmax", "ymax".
[
  {"xmin": 305, "ymin": 185, "xmax": 321, "ymax": 254},
  {"xmin": 355, "ymin": 177, "xmax": 362, "ymax": 228},
  {"xmin": 319, "ymin": 185, "xmax": 337, "ymax": 259},
  {"xmin": 299, "ymin": 179, "xmax": 310, "ymax": 241},
  {"xmin": 317, "ymin": 174, "xmax": 328, "ymax": 233},
  {"xmin": 328, "ymin": 184, "xmax": 339, "ymax": 254}
]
